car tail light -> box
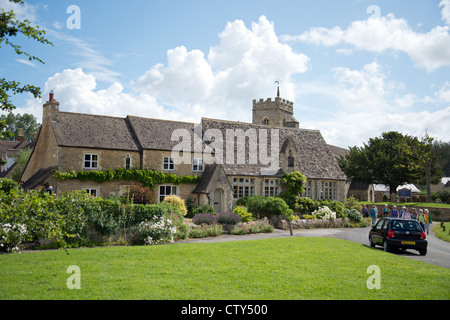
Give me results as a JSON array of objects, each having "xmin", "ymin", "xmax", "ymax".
[
  {"xmin": 420, "ymin": 232, "xmax": 426, "ymax": 240},
  {"xmin": 388, "ymin": 230, "xmax": 395, "ymax": 238}
]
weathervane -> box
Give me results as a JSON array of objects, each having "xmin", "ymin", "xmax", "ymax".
[{"xmin": 275, "ymin": 79, "xmax": 281, "ymax": 97}]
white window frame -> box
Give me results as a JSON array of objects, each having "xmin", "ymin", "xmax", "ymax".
[
  {"xmin": 192, "ymin": 158, "xmax": 204, "ymax": 172},
  {"xmin": 84, "ymin": 153, "xmax": 98, "ymax": 169},
  {"xmin": 83, "ymin": 188, "xmax": 98, "ymax": 197},
  {"xmin": 163, "ymin": 156, "xmax": 175, "ymax": 171},
  {"xmin": 159, "ymin": 185, "xmax": 177, "ymax": 203}
]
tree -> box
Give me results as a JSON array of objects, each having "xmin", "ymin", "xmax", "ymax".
[
  {"xmin": 1, "ymin": 0, "xmax": 52, "ymax": 138},
  {"xmin": 279, "ymin": 171, "xmax": 306, "ymax": 209},
  {"xmin": 338, "ymin": 131, "xmax": 421, "ymax": 199},
  {"xmin": 410, "ymin": 134, "xmax": 444, "ymax": 203},
  {"xmin": 11, "ymin": 147, "xmax": 31, "ymax": 182},
  {"xmin": 434, "ymin": 141, "xmax": 450, "ymax": 177},
  {"xmin": 0, "ymin": 112, "xmax": 40, "ymax": 141}
]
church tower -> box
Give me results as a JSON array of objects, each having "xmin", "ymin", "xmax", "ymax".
[{"xmin": 252, "ymin": 85, "xmax": 299, "ymax": 129}]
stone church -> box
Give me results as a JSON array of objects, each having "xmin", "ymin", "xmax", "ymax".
[{"xmin": 20, "ymin": 90, "xmax": 348, "ymax": 212}]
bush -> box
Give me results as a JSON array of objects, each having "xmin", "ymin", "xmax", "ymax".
[
  {"xmin": 162, "ymin": 195, "xmax": 188, "ymax": 216},
  {"xmin": 121, "ymin": 185, "xmax": 154, "ymax": 204},
  {"xmin": 312, "ymin": 206, "xmax": 336, "ymax": 220},
  {"xmin": 345, "ymin": 208, "xmax": 363, "ymax": 223},
  {"xmin": 216, "ymin": 212, "xmax": 241, "ymax": 225},
  {"xmin": 0, "ymin": 178, "xmax": 20, "ymax": 194},
  {"xmin": 344, "ymin": 196, "xmax": 362, "ymax": 211},
  {"xmin": 294, "ymin": 196, "xmax": 319, "ymax": 214},
  {"xmin": 435, "ymin": 189, "xmax": 450, "ymax": 203},
  {"xmin": 320, "ymin": 200, "xmax": 345, "ymax": 218},
  {"xmin": 191, "ymin": 204, "xmax": 216, "ymax": 216},
  {"xmin": 192, "ymin": 213, "xmax": 217, "ymax": 225},
  {"xmin": 134, "ymin": 216, "xmax": 177, "ymax": 245},
  {"xmin": 232, "ymin": 206, "xmax": 253, "ymax": 222},
  {"xmin": 188, "ymin": 224, "xmax": 223, "ymax": 238},
  {"xmin": 237, "ymin": 196, "xmax": 293, "ymax": 220}
]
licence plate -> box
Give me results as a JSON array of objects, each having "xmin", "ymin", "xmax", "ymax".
[{"xmin": 401, "ymin": 241, "xmax": 415, "ymax": 245}]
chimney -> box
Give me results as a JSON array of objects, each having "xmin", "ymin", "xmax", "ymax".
[
  {"xmin": 43, "ymin": 90, "xmax": 59, "ymax": 123},
  {"xmin": 17, "ymin": 128, "xmax": 25, "ymax": 142}
]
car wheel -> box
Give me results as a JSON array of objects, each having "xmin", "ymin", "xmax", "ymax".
[
  {"xmin": 369, "ymin": 236, "xmax": 376, "ymax": 247},
  {"xmin": 419, "ymin": 248, "xmax": 427, "ymax": 256},
  {"xmin": 383, "ymin": 241, "xmax": 391, "ymax": 253}
]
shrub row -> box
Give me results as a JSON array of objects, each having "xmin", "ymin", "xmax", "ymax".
[{"xmin": 0, "ymin": 186, "xmax": 184, "ymax": 252}]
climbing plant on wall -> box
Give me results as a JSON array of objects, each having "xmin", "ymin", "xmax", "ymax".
[{"xmin": 54, "ymin": 168, "xmax": 200, "ymax": 190}]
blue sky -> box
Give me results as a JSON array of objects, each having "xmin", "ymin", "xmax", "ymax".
[{"xmin": 1, "ymin": 0, "xmax": 449, "ymax": 148}]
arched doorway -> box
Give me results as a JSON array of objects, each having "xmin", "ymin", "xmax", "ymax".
[{"xmin": 213, "ymin": 189, "xmax": 223, "ymax": 213}]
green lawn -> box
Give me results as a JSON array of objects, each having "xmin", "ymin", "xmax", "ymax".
[
  {"xmin": 1, "ymin": 237, "xmax": 449, "ymax": 300},
  {"xmin": 433, "ymin": 222, "xmax": 450, "ymax": 242}
]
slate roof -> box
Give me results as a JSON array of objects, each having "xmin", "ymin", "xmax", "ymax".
[
  {"xmin": 47, "ymin": 112, "xmax": 345, "ymax": 180},
  {"xmin": 51, "ymin": 112, "xmax": 140, "ymax": 151},
  {"xmin": 201, "ymin": 118, "xmax": 346, "ymax": 180}
]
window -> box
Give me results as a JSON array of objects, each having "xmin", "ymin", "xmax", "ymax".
[
  {"xmin": 304, "ymin": 180, "xmax": 313, "ymax": 199},
  {"xmin": 288, "ymin": 150, "xmax": 295, "ymax": 168},
  {"xmin": 233, "ymin": 177, "xmax": 255, "ymax": 199},
  {"xmin": 264, "ymin": 179, "xmax": 280, "ymax": 197},
  {"xmin": 319, "ymin": 181, "xmax": 337, "ymax": 200},
  {"xmin": 83, "ymin": 188, "xmax": 98, "ymax": 197},
  {"xmin": 163, "ymin": 156, "xmax": 175, "ymax": 170},
  {"xmin": 84, "ymin": 153, "xmax": 98, "ymax": 169},
  {"xmin": 263, "ymin": 118, "xmax": 269, "ymax": 125},
  {"xmin": 159, "ymin": 185, "xmax": 177, "ymax": 202},
  {"xmin": 125, "ymin": 155, "xmax": 131, "ymax": 170},
  {"xmin": 192, "ymin": 158, "xmax": 204, "ymax": 172}
]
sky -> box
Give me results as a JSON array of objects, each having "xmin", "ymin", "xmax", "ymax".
[{"xmin": 1, "ymin": 0, "xmax": 450, "ymax": 149}]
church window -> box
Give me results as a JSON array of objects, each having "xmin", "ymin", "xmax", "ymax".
[{"xmin": 263, "ymin": 118, "xmax": 270, "ymax": 125}]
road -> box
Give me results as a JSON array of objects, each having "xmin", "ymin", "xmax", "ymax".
[{"xmin": 179, "ymin": 225, "xmax": 450, "ymax": 269}]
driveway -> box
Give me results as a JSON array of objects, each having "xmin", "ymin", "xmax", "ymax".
[{"xmin": 178, "ymin": 225, "xmax": 450, "ymax": 269}]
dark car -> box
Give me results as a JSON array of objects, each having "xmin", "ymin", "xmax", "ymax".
[{"xmin": 369, "ymin": 218, "xmax": 427, "ymax": 256}]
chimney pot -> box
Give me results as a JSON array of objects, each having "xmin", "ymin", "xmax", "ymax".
[{"xmin": 49, "ymin": 90, "xmax": 54, "ymax": 101}]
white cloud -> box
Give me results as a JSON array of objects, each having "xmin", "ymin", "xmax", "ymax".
[
  {"xmin": 283, "ymin": 10, "xmax": 450, "ymax": 72},
  {"xmin": 23, "ymin": 68, "xmax": 180, "ymax": 123},
  {"xmin": 299, "ymin": 61, "xmax": 450, "ymax": 148},
  {"xmin": 441, "ymin": 0, "xmax": 450, "ymax": 25},
  {"xmin": 135, "ymin": 16, "xmax": 309, "ymax": 122}
]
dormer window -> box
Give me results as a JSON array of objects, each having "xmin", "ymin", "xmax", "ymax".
[{"xmin": 288, "ymin": 150, "xmax": 295, "ymax": 168}]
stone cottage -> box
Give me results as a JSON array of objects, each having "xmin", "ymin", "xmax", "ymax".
[{"xmin": 20, "ymin": 91, "xmax": 348, "ymax": 212}]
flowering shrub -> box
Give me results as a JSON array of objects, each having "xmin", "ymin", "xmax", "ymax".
[
  {"xmin": 312, "ymin": 206, "xmax": 336, "ymax": 220},
  {"xmin": 192, "ymin": 213, "xmax": 217, "ymax": 225},
  {"xmin": 0, "ymin": 223, "xmax": 29, "ymax": 252},
  {"xmin": 216, "ymin": 212, "xmax": 241, "ymax": 225},
  {"xmin": 232, "ymin": 206, "xmax": 253, "ymax": 222},
  {"xmin": 345, "ymin": 208, "xmax": 363, "ymax": 223},
  {"xmin": 135, "ymin": 216, "xmax": 177, "ymax": 245},
  {"xmin": 162, "ymin": 195, "xmax": 187, "ymax": 216}
]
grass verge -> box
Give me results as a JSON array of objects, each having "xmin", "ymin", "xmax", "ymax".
[
  {"xmin": 433, "ymin": 222, "xmax": 450, "ymax": 242},
  {"xmin": 1, "ymin": 237, "xmax": 449, "ymax": 300}
]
